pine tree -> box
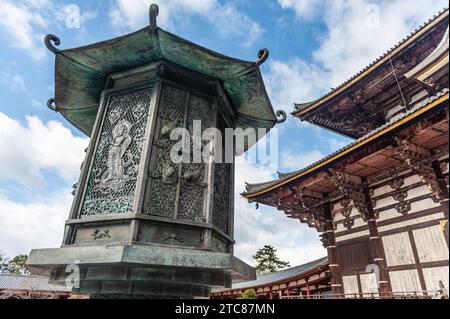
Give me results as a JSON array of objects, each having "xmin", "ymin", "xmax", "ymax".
[
  {"xmin": 0, "ymin": 252, "xmax": 7, "ymax": 274},
  {"xmin": 5, "ymin": 254, "xmax": 30, "ymax": 275},
  {"xmin": 252, "ymin": 245, "xmax": 290, "ymax": 274},
  {"xmin": 239, "ymin": 289, "xmax": 257, "ymax": 299}
]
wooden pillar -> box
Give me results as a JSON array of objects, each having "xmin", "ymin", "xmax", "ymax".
[
  {"xmin": 306, "ymin": 279, "xmax": 311, "ymax": 299},
  {"xmin": 432, "ymin": 160, "xmax": 449, "ymax": 219},
  {"xmin": 268, "ymin": 288, "xmax": 273, "ymax": 300},
  {"xmin": 322, "ymin": 201, "xmax": 344, "ymax": 298},
  {"xmin": 363, "ymin": 178, "xmax": 390, "ymax": 297}
]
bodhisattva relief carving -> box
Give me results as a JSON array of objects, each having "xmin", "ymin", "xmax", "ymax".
[
  {"xmin": 80, "ymin": 88, "xmax": 152, "ymax": 217},
  {"xmin": 95, "ymin": 120, "xmax": 133, "ymax": 192}
]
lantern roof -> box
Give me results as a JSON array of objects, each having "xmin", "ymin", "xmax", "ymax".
[{"xmin": 46, "ymin": 4, "xmax": 284, "ymax": 150}]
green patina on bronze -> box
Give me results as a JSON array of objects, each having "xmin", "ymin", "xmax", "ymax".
[{"xmin": 52, "ymin": 26, "xmax": 277, "ymax": 149}]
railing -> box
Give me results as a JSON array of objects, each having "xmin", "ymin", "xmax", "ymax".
[{"xmin": 280, "ymin": 290, "xmax": 448, "ymax": 299}]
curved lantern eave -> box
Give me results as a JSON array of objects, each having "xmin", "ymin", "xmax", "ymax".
[{"xmin": 46, "ymin": 9, "xmax": 283, "ymax": 152}]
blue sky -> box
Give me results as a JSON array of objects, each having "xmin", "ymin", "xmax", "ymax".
[{"xmin": 0, "ymin": 0, "xmax": 448, "ymax": 265}]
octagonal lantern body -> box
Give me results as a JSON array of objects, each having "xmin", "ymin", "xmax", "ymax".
[
  {"xmin": 67, "ymin": 61, "xmax": 235, "ymax": 254},
  {"xmin": 28, "ymin": 61, "xmax": 257, "ymax": 298}
]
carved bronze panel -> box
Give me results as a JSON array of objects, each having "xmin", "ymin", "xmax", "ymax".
[
  {"xmin": 145, "ymin": 86, "xmax": 185, "ymax": 217},
  {"xmin": 178, "ymin": 95, "xmax": 211, "ymax": 221},
  {"xmin": 80, "ymin": 87, "xmax": 153, "ymax": 217}
]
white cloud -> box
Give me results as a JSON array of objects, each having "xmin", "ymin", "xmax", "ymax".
[
  {"xmin": 264, "ymin": 57, "xmax": 329, "ymax": 112},
  {"xmin": 233, "ymin": 158, "xmax": 326, "ymax": 266},
  {"xmin": 11, "ymin": 74, "xmax": 26, "ymax": 91},
  {"xmin": 0, "ymin": 0, "xmax": 50, "ymax": 60},
  {"xmin": 276, "ymin": 0, "xmax": 449, "ymax": 86},
  {"xmin": 277, "ymin": 0, "xmax": 323, "ymax": 19},
  {"xmin": 280, "ymin": 149, "xmax": 325, "ymax": 171},
  {"xmin": 0, "ymin": 112, "xmax": 89, "ymax": 188},
  {"xmin": 0, "ymin": 189, "xmax": 71, "ymax": 257},
  {"xmin": 0, "ymin": 72, "xmax": 27, "ymax": 91},
  {"xmin": 109, "ymin": 0, "xmax": 263, "ymax": 45},
  {"xmin": 0, "ymin": 0, "xmax": 99, "ymax": 60}
]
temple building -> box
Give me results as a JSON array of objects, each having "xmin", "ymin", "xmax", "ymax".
[
  {"xmin": 0, "ymin": 274, "xmax": 71, "ymax": 299},
  {"xmin": 241, "ymin": 9, "xmax": 449, "ymax": 298},
  {"xmin": 212, "ymin": 257, "xmax": 330, "ymax": 299}
]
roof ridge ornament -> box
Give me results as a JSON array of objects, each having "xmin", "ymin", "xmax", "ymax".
[
  {"xmin": 149, "ymin": 3, "xmax": 159, "ymax": 32},
  {"xmin": 44, "ymin": 34, "xmax": 61, "ymax": 54}
]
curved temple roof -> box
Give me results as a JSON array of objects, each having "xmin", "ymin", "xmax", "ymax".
[
  {"xmin": 46, "ymin": 5, "xmax": 280, "ymax": 151},
  {"xmin": 217, "ymin": 256, "xmax": 328, "ymax": 292},
  {"xmin": 293, "ymin": 8, "xmax": 449, "ymax": 118},
  {"xmin": 244, "ymin": 89, "xmax": 449, "ymax": 198}
]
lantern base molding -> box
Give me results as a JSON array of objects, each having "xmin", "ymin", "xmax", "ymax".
[{"xmin": 27, "ymin": 244, "xmax": 254, "ymax": 298}]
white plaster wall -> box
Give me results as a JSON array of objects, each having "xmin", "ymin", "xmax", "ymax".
[
  {"xmin": 382, "ymin": 232, "xmax": 416, "ymax": 266},
  {"xmin": 422, "ymin": 266, "xmax": 449, "ymax": 293},
  {"xmin": 360, "ymin": 273, "xmax": 379, "ymax": 297},
  {"xmin": 378, "ymin": 212, "xmax": 444, "ymax": 232},
  {"xmin": 389, "ymin": 269, "xmax": 423, "ymax": 295},
  {"xmin": 374, "ymin": 185, "xmax": 436, "ymax": 211},
  {"xmin": 335, "ymin": 230, "xmax": 370, "ymax": 243},
  {"xmin": 342, "ymin": 275, "xmax": 359, "ymax": 297},
  {"xmin": 372, "ymin": 174, "xmax": 421, "ymax": 198},
  {"xmin": 413, "ymin": 225, "xmax": 449, "ymax": 263}
]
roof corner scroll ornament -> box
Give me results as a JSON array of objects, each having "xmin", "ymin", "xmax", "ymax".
[
  {"xmin": 47, "ymin": 98, "xmax": 58, "ymax": 112},
  {"xmin": 255, "ymin": 48, "xmax": 269, "ymax": 67},
  {"xmin": 44, "ymin": 34, "xmax": 60, "ymax": 54},
  {"xmin": 44, "ymin": 34, "xmax": 60, "ymax": 113},
  {"xmin": 276, "ymin": 110, "xmax": 287, "ymax": 124},
  {"xmin": 393, "ymin": 137, "xmax": 446, "ymax": 204}
]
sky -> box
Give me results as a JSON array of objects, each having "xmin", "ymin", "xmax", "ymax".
[{"xmin": 0, "ymin": 0, "xmax": 448, "ymax": 267}]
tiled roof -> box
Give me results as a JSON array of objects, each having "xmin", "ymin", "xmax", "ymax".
[
  {"xmin": 293, "ymin": 8, "xmax": 449, "ymax": 115},
  {"xmin": 230, "ymin": 256, "xmax": 328, "ymax": 290},
  {"xmin": 0, "ymin": 274, "xmax": 70, "ymax": 292},
  {"xmin": 244, "ymin": 88, "xmax": 449, "ymax": 197}
]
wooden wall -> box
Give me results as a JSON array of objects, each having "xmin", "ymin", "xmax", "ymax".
[{"xmin": 333, "ymin": 162, "xmax": 449, "ymax": 296}]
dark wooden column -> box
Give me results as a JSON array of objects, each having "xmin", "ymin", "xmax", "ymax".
[
  {"xmin": 432, "ymin": 160, "xmax": 449, "ymax": 219},
  {"xmin": 432, "ymin": 160, "xmax": 449, "ymax": 245},
  {"xmin": 363, "ymin": 178, "xmax": 391, "ymax": 297},
  {"xmin": 321, "ymin": 201, "xmax": 344, "ymax": 298}
]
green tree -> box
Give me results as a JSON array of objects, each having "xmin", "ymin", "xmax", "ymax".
[
  {"xmin": 253, "ymin": 245, "xmax": 290, "ymax": 274},
  {"xmin": 239, "ymin": 289, "xmax": 257, "ymax": 299},
  {"xmin": 0, "ymin": 251, "xmax": 7, "ymax": 273},
  {"xmin": 6, "ymin": 254, "xmax": 30, "ymax": 275}
]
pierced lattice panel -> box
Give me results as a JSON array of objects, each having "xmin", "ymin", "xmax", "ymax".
[
  {"xmin": 145, "ymin": 86, "xmax": 186, "ymax": 217},
  {"xmin": 80, "ymin": 87, "xmax": 153, "ymax": 217},
  {"xmin": 178, "ymin": 95, "xmax": 211, "ymax": 221},
  {"xmin": 212, "ymin": 163, "xmax": 231, "ymax": 233}
]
